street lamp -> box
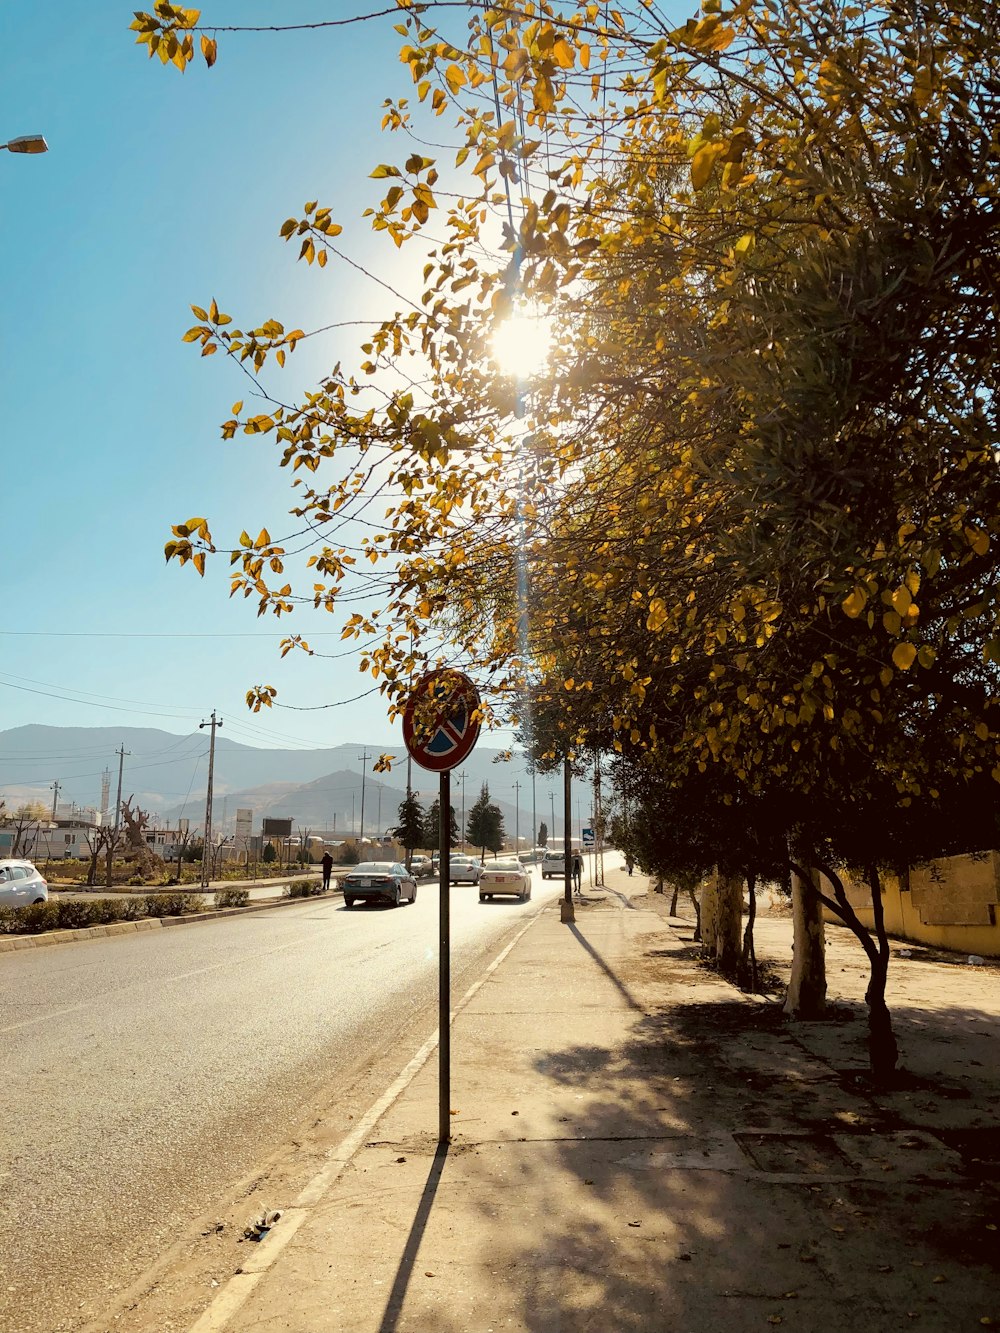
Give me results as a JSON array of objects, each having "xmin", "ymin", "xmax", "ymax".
[{"xmin": 1, "ymin": 135, "xmax": 48, "ymax": 154}]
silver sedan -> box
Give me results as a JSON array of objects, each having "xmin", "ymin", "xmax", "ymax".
[{"xmin": 340, "ymin": 861, "xmax": 417, "ymax": 908}]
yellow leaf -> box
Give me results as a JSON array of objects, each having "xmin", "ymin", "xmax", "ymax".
[
  {"xmin": 891, "ymin": 586, "xmax": 912, "ymax": 615},
  {"xmin": 690, "ymin": 142, "xmax": 722, "ymax": 190},
  {"xmin": 892, "ymin": 643, "xmax": 917, "ymax": 671},
  {"xmin": 646, "ymin": 597, "xmax": 668, "ymax": 632},
  {"xmin": 842, "ymin": 588, "xmax": 867, "ymax": 619}
]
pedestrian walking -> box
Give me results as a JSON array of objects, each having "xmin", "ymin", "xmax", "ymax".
[
  {"xmin": 572, "ymin": 851, "xmax": 582, "ymax": 895},
  {"xmin": 321, "ymin": 850, "xmax": 333, "ymax": 891},
  {"xmin": 626, "ymin": 859, "xmax": 634, "ymax": 876}
]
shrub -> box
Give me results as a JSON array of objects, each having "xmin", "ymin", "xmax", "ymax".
[
  {"xmin": 144, "ymin": 892, "xmax": 205, "ymax": 917},
  {"xmin": 0, "ymin": 902, "xmax": 60, "ymax": 934},
  {"xmin": 214, "ymin": 888, "xmax": 249, "ymax": 909},
  {"xmin": 284, "ymin": 880, "xmax": 325, "ymax": 898}
]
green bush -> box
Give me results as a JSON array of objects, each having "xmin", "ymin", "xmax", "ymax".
[
  {"xmin": 214, "ymin": 888, "xmax": 249, "ymax": 909},
  {"xmin": 284, "ymin": 880, "xmax": 325, "ymax": 899},
  {"xmin": 144, "ymin": 892, "xmax": 204, "ymax": 917},
  {"xmin": 0, "ymin": 902, "xmax": 60, "ymax": 934}
]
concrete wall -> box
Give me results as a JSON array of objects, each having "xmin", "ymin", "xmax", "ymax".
[{"xmin": 821, "ymin": 853, "xmax": 1000, "ymax": 957}]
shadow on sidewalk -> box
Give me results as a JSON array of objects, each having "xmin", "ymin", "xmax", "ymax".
[
  {"xmin": 377, "ymin": 1143, "xmax": 449, "ymax": 1333},
  {"xmin": 567, "ymin": 922, "xmax": 645, "ymax": 1011}
]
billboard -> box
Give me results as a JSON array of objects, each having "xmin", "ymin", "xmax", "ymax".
[{"xmin": 262, "ymin": 817, "xmax": 292, "ymax": 838}]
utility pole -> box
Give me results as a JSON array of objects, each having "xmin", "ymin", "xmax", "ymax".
[
  {"xmin": 531, "ymin": 767, "xmax": 536, "ymax": 852},
  {"xmin": 549, "ymin": 789, "xmax": 556, "ymax": 843},
  {"xmin": 512, "ymin": 780, "xmax": 521, "ymax": 854},
  {"xmin": 113, "ymin": 743, "xmax": 130, "ymax": 834},
  {"xmin": 459, "ymin": 771, "xmax": 466, "ymax": 851},
  {"xmin": 357, "ymin": 751, "xmax": 371, "ymax": 850},
  {"xmin": 199, "ymin": 711, "xmax": 222, "ymax": 888},
  {"xmin": 50, "ymin": 780, "xmax": 61, "ymax": 821}
]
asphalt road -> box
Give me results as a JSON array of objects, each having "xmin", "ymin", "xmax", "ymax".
[{"xmin": 1, "ymin": 868, "xmax": 563, "ymax": 1333}]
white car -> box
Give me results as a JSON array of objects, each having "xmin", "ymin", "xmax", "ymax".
[
  {"xmin": 479, "ymin": 859, "xmax": 532, "ymax": 902},
  {"xmin": 0, "ymin": 859, "xmax": 48, "ymax": 907},
  {"xmin": 449, "ymin": 857, "xmax": 483, "ymax": 885},
  {"xmin": 541, "ymin": 849, "xmax": 568, "ymax": 879}
]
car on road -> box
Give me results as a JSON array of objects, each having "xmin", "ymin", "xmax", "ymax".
[
  {"xmin": 341, "ymin": 862, "xmax": 417, "ymax": 908},
  {"xmin": 449, "ymin": 856, "xmax": 483, "ymax": 885},
  {"xmin": 541, "ymin": 849, "xmax": 571, "ymax": 879},
  {"xmin": 0, "ymin": 859, "xmax": 48, "ymax": 907},
  {"xmin": 479, "ymin": 860, "xmax": 531, "ymax": 903},
  {"xmin": 409, "ymin": 855, "xmax": 432, "ymax": 877}
]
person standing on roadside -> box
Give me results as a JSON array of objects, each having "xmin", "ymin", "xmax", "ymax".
[
  {"xmin": 321, "ymin": 849, "xmax": 334, "ymax": 891},
  {"xmin": 572, "ymin": 850, "xmax": 583, "ymax": 895}
]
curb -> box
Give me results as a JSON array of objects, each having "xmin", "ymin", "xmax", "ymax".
[{"xmin": 0, "ymin": 889, "xmax": 343, "ymax": 953}]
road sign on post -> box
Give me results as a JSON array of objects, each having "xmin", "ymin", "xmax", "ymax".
[
  {"xmin": 402, "ymin": 669, "xmax": 482, "ymax": 773},
  {"xmin": 402, "ymin": 670, "xmax": 482, "ymax": 1146}
]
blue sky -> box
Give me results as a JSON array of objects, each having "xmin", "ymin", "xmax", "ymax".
[{"xmin": 1, "ymin": 3, "xmax": 451, "ymax": 752}]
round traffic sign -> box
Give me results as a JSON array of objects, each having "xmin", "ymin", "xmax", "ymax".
[{"xmin": 402, "ymin": 670, "xmax": 482, "ymax": 772}]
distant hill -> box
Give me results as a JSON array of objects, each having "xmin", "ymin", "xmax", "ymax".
[{"xmin": 0, "ymin": 724, "xmax": 568, "ymax": 841}]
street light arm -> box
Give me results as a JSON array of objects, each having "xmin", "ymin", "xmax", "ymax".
[{"xmin": 1, "ymin": 135, "xmax": 48, "ymax": 154}]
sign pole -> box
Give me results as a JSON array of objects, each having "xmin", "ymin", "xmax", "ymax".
[
  {"xmin": 439, "ymin": 767, "xmax": 451, "ymax": 1145},
  {"xmin": 401, "ymin": 669, "xmax": 481, "ymax": 1148},
  {"xmin": 560, "ymin": 756, "xmax": 575, "ymax": 923}
]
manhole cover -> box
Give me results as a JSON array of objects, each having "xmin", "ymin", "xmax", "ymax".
[{"xmin": 734, "ymin": 1131, "xmax": 853, "ymax": 1175}]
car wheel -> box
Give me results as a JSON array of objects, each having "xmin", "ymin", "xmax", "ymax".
[
  {"xmin": 33, "ymin": 896, "xmax": 46, "ymax": 905},
  {"xmin": 479, "ymin": 894, "xmax": 486, "ymax": 903},
  {"xmin": 345, "ymin": 896, "xmax": 354, "ymax": 908},
  {"xmin": 394, "ymin": 886, "xmax": 401, "ymax": 907},
  {"xmin": 409, "ymin": 885, "xmax": 417, "ymax": 903}
]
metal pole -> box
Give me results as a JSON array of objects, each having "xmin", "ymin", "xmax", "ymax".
[
  {"xmin": 113, "ymin": 743, "xmax": 129, "ymax": 834},
  {"xmin": 513, "ymin": 780, "xmax": 520, "ymax": 855},
  {"xmin": 439, "ymin": 768, "xmax": 452, "ymax": 1145},
  {"xmin": 531, "ymin": 767, "xmax": 536, "ymax": 853},
  {"xmin": 199, "ymin": 711, "xmax": 222, "ymax": 888},
  {"xmin": 50, "ymin": 781, "xmax": 61, "ymax": 821},
  {"xmin": 358, "ymin": 751, "xmax": 371, "ymax": 851},
  {"xmin": 561, "ymin": 757, "xmax": 575, "ymax": 923}
]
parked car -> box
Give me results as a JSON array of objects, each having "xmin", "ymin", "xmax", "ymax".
[
  {"xmin": 409, "ymin": 855, "xmax": 432, "ymax": 877},
  {"xmin": 341, "ymin": 862, "xmax": 417, "ymax": 908},
  {"xmin": 449, "ymin": 856, "xmax": 483, "ymax": 885},
  {"xmin": 0, "ymin": 859, "xmax": 48, "ymax": 907},
  {"xmin": 479, "ymin": 860, "xmax": 532, "ymax": 903}
]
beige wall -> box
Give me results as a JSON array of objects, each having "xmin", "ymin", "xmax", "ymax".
[{"xmin": 821, "ymin": 852, "xmax": 1000, "ymax": 957}]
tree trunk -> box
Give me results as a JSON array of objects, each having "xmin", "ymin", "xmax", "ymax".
[
  {"xmin": 715, "ymin": 868, "xmax": 743, "ymax": 976},
  {"xmin": 738, "ymin": 872, "xmax": 758, "ymax": 992},
  {"xmin": 700, "ymin": 874, "xmax": 718, "ymax": 959},
  {"xmin": 784, "ymin": 854, "xmax": 827, "ymax": 1018},
  {"xmin": 668, "ymin": 884, "xmax": 679, "ymax": 915},
  {"xmin": 864, "ymin": 864, "xmax": 899, "ymax": 1081},
  {"xmin": 689, "ymin": 887, "xmax": 701, "ymax": 941}
]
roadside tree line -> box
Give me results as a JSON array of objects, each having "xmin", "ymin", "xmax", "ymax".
[{"xmin": 132, "ymin": 0, "xmax": 1000, "ymax": 1080}]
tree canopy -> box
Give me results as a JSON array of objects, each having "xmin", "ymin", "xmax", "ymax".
[{"xmin": 134, "ymin": 0, "xmax": 1000, "ymax": 829}]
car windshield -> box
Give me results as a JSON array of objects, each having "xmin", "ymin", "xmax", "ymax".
[{"xmin": 351, "ymin": 862, "xmax": 395, "ymax": 874}]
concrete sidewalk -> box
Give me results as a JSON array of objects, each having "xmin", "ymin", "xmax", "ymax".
[{"xmin": 154, "ymin": 872, "xmax": 998, "ymax": 1333}]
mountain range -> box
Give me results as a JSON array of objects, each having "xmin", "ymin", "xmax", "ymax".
[{"xmin": 0, "ymin": 725, "xmax": 578, "ymax": 842}]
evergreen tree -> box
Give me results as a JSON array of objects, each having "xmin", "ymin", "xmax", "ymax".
[
  {"xmin": 393, "ymin": 793, "xmax": 426, "ymax": 866},
  {"xmin": 424, "ymin": 797, "xmax": 458, "ymax": 850},
  {"xmin": 537, "ymin": 821, "xmax": 548, "ymax": 848},
  {"xmin": 467, "ymin": 784, "xmax": 505, "ymax": 858}
]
